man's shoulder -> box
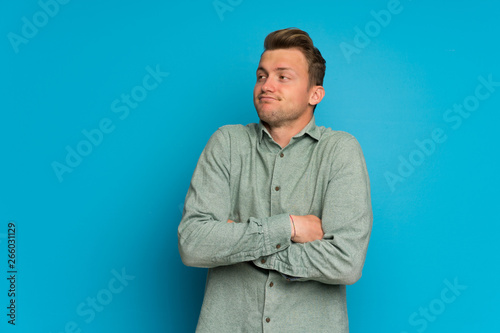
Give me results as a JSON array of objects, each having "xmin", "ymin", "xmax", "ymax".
[
  {"xmin": 214, "ymin": 123, "xmax": 260, "ymax": 139},
  {"xmin": 218, "ymin": 123, "xmax": 259, "ymax": 133},
  {"xmin": 316, "ymin": 126, "xmax": 359, "ymax": 146},
  {"xmin": 314, "ymin": 127, "xmax": 366, "ymax": 167},
  {"xmin": 204, "ymin": 124, "xmax": 259, "ymax": 152}
]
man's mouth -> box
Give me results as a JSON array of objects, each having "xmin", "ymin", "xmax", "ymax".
[{"xmin": 259, "ymin": 94, "xmax": 279, "ymax": 102}]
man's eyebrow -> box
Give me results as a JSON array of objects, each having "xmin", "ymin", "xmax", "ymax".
[
  {"xmin": 275, "ymin": 67, "xmax": 295, "ymax": 72},
  {"xmin": 256, "ymin": 67, "xmax": 296, "ymax": 73}
]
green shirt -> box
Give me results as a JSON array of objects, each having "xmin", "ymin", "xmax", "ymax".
[{"xmin": 178, "ymin": 116, "xmax": 372, "ymax": 332}]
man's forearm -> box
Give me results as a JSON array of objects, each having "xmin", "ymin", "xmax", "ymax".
[{"xmin": 178, "ymin": 212, "xmax": 292, "ymax": 268}]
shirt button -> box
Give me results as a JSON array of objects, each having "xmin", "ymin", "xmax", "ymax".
[
  {"xmin": 280, "ymin": 153, "xmax": 284, "ymax": 158},
  {"xmin": 261, "ymin": 258, "xmax": 266, "ymax": 264},
  {"xmin": 266, "ymin": 318, "xmax": 271, "ymax": 323},
  {"xmin": 275, "ymin": 186, "xmax": 280, "ymax": 191},
  {"xmin": 269, "ymin": 282, "xmax": 274, "ymax": 287},
  {"xmin": 276, "ymin": 244, "xmax": 281, "ymax": 249}
]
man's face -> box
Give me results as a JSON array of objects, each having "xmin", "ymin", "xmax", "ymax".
[{"xmin": 254, "ymin": 48, "xmax": 316, "ymax": 128}]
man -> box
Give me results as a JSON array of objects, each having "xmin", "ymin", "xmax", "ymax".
[{"xmin": 178, "ymin": 28, "xmax": 372, "ymax": 332}]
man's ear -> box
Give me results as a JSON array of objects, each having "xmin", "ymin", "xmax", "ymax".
[{"xmin": 309, "ymin": 86, "xmax": 325, "ymax": 106}]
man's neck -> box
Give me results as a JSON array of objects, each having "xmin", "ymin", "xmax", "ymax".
[{"xmin": 263, "ymin": 114, "xmax": 313, "ymax": 148}]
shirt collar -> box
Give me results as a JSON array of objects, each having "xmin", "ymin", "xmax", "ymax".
[{"xmin": 258, "ymin": 115, "xmax": 321, "ymax": 144}]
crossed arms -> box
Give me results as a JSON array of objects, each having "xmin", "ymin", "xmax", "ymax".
[{"xmin": 178, "ymin": 128, "xmax": 372, "ymax": 285}]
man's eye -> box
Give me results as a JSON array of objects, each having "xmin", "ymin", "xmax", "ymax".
[
  {"xmin": 279, "ymin": 75, "xmax": 288, "ymax": 80},
  {"xmin": 257, "ymin": 75, "xmax": 266, "ymax": 81}
]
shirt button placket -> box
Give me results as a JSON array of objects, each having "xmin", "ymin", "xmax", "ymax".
[
  {"xmin": 270, "ymin": 150, "xmax": 284, "ymax": 216},
  {"xmin": 263, "ymin": 271, "xmax": 278, "ymax": 331}
]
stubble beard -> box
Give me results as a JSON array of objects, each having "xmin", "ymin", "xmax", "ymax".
[{"xmin": 256, "ymin": 102, "xmax": 305, "ymax": 128}]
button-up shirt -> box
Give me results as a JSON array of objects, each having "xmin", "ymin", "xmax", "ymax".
[{"xmin": 178, "ymin": 116, "xmax": 372, "ymax": 332}]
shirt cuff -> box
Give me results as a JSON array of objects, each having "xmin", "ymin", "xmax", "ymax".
[{"xmin": 262, "ymin": 213, "xmax": 292, "ymax": 253}]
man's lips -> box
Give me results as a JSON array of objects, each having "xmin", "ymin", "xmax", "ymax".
[{"xmin": 259, "ymin": 95, "xmax": 279, "ymax": 102}]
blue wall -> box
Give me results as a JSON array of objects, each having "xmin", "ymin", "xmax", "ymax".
[{"xmin": 1, "ymin": 1, "xmax": 499, "ymax": 332}]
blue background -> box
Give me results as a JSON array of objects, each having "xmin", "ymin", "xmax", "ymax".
[{"xmin": 1, "ymin": 0, "xmax": 499, "ymax": 332}]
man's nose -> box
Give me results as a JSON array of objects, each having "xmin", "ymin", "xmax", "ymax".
[{"xmin": 261, "ymin": 78, "xmax": 275, "ymax": 92}]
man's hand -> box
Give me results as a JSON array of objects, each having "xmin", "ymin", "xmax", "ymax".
[{"xmin": 290, "ymin": 215, "xmax": 324, "ymax": 243}]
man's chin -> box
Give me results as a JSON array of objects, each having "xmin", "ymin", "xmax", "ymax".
[
  {"xmin": 256, "ymin": 108, "xmax": 276, "ymax": 122},
  {"xmin": 256, "ymin": 103, "xmax": 279, "ymax": 114},
  {"xmin": 257, "ymin": 113, "xmax": 284, "ymax": 128}
]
